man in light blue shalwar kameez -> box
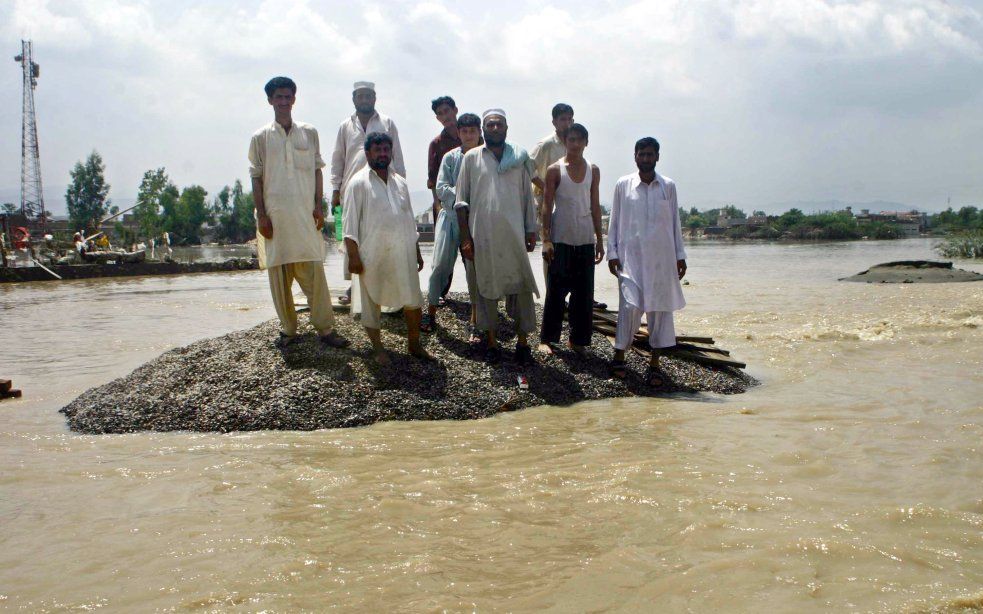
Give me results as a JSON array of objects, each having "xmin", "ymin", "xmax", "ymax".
[{"xmin": 422, "ymin": 113, "xmax": 483, "ymax": 334}]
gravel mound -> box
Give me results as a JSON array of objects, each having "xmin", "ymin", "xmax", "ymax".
[
  {"xmin": 840, "ymin": 260, "xmax": 983, "ymax": 283},
  {"xmin": 61, "ymin": 294, "xmax": 757, "ymax": 434}
]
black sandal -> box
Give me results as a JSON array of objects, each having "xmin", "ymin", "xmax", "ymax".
[
  {"xmin": 319, "ymin": 331, "xmax": 350, "ymax": 349},
  {"xmin": 484, "ymin": 346, "xmax": 502, "ymax": 364},
  {"xmin": 420, "ymin": 313, "xmax": 436, "ymax": 334},
  {"xmin": 645, "ymin": 366, "xmax": 666, "ymax": 388},
  {"xmin": 609, "ymin": 359, "xmax": 627, "ymax": 379}
]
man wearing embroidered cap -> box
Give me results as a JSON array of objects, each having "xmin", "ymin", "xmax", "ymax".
[
  {"xmin": 330, "ymin": 81, "xmax": 406, "ymax": 304},
  {"xmin": 455, "ymin": 109, "xmax": 539, "ymax": 366},
  {"xmin": 248, "ymin": 76, "xmax": 349, "ymax": 349}
]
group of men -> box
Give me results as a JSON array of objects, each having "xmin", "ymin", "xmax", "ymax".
[{"xmin": 248, "ymin": 76, "xmax": 687, "ymax": 384}]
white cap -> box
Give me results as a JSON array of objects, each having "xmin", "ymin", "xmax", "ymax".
[
  {"xmin": 482, "ymin": 108, "xmax": 506, "ymax": 120},
  {"xmin": 353, "ymin": 81, "xmax": 375, "ymax": 92}
]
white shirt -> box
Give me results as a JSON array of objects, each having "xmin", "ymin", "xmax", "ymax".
[
  {"xmin": 342, "ymin": 167, "xmax": 422, "ymax": 309},
  {"xmin": 248, "ymin": 120, "xmax": 326, "ymax": 269},
  {"xmin": 607, "ymin": 171, "xmax": 686, "ymax": 312},
  {"xmin": 330, "ymin": 111, "xmax": 405, "ymax": 196},
  {"xmin": 455, "ymin": 146, "xmax": 539, "ymax": 300}
]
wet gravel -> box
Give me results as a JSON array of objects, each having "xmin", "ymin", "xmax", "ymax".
[{"xmin": 61, "ymin": 294, "xmax": 757, "ymax": 434}]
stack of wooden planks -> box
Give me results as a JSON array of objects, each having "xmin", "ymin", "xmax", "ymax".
[
  {"xmin": 1, "ymin": 379, "xmax": 22, "ymax": 401},
  {"xmin": 590, "ymin": 307, "xmax": 746, "ymax": 370}
]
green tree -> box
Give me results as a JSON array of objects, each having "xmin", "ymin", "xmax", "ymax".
[
  {"xmin": 232, "ymin": 180, "xmax": 256, "ymax": 242},
  {"xmin": 776, "ymin": 208, "xmax": 805, "ymax": 230},
  {"xmin": 65, "ymin": 150, "xmax": 111, "ymax": 233},
  {"xmin": 134, "ymin": 168, "xmax": 170, "ymax": 239},
  {"xmin": 2, "ymin": 203, "xmax": 16, "ymax": 215},
  {"xmin": 162, "ymin": 185, "xmax": 210, "ymax": 244}
]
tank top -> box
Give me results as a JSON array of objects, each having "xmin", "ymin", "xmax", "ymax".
[{"xmin": 550, "ymin": 157, "xmax": 594, "ymax": 246}]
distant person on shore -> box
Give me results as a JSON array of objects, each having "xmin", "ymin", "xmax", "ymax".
[
  {"xmin": 248, "ymin": 76, "xmax": 349, "ymax": 350},
  {"xmin": 422, "ymin": 112, "xmax": 483, "ymax": 335},
  {"xmin": 538, "ymin": 123, "xmax": 604, "ymax": 357},
  {"xmin": 607, "ymin": 137, "xmax": 687, "ymax": 385},
  {"xmin": 455, "ymin": 109, "xmax": 539, "ymax": 365},
  {"xmin": 343, "ymin": 132, "xmax": 430, "ymax": 365},
  {"xmin": 330, "ymin": 81, "xmax": 405, "ymax": 306}
]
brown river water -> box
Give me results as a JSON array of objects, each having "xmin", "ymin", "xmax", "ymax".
[{"xmin": 1, "ymin": 238, "xmax": 982, "ymax": 612}]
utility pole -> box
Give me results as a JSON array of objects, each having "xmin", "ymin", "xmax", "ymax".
[{"xmin": 13, "ymin": 40, "xmax": 46, "ymax": 233}]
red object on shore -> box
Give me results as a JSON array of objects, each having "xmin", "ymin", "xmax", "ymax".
[{"xmin": 12, "ymin": 227, "xmax": 31, "ymax": 250}]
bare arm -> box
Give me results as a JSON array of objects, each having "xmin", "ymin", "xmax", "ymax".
[
  {"xmin": 540, "ymin": 165, "xmax": 560, "ymax": 262},
  {"xmin": 590, "ymin": 165, "xmax": 604, "ymax": 263}
]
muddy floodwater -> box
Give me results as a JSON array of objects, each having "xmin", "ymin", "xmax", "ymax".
[{"xmin": 2, "ymin": 238, "xmax": 981, "ymax": 611}]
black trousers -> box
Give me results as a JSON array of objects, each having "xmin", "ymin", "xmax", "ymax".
[{"xmin": 540, "ymin": 242, "xmax": 595, "ymax": 346}]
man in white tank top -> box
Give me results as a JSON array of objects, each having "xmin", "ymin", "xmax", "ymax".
[{"xmin": 539, "ymin": 123, "xmax": 605, "ymax": 356}]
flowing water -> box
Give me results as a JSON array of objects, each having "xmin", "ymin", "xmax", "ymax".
[{"xmin": 1, "ymin": 239, "xmax": 981, "ymax": 612}]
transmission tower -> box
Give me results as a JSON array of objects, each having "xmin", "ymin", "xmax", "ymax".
[{"xmin": 13, "ymin": 40, "xmax": 46, "ymax": 232}]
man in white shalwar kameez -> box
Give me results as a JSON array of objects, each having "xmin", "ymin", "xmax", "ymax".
[
  {"xmin": 331, "ymin": 81, "xmax": 406, "ymax": 306},
  {"xmin": 607, "ymin": 137, "xmax": 687, "ymax": 386},
  {"xmin": 248, "ymin": 76, "xmax": 348, "ymax": 349},
  {"xmin": 455, "ymin": 109, "xmax": 539, "ymax": 366},
  {"xmin": 343, "ymin": 132, "xmax": 430, "ymax": 365}
]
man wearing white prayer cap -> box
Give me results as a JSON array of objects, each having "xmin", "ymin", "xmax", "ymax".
[
  {"xmin": 330, "ymin": 80, "xmax": 406, "ymax": 304},
  {"xmin": 455, "ymin": 108, "xmax": 539, "ymax": 366}
]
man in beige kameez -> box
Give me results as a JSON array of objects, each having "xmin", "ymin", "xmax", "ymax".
[{"xmin": 248, "ymin": 76, "xmax": 348, "ymax": 349}]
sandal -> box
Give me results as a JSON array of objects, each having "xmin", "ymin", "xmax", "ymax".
[
  {"xmin": 645, "ymin": 366, "xmax": 666, "ymax": 388},
  {"xmin": 337, "ymin": 287, "xmax": 352, "ymax": 306},
  {"xmin": 484, "ymin": 345, "xmax": 502, "ymax": 364},
  {"xmin": 275, "ymin": 332, "xmax": 301, "ymax": 348},
  {"xmin": 514, "ymin": 344, "xmax": 534, "ymax": 367},
  {"xmin": 319, "ymin": 330, "xmax": 350, "ymax": 349},
  {"xmin": 609, "ymin": 358, "xmax": 627, "ymax": 379},
  {"xmin": 420, "ymin": 313, "xmax": 436, "ymax": 334}
]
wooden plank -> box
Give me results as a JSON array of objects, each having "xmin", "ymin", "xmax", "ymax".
[
  {"xmin": 674, "ymin": 342, "xmax": 730, "ymax": 356},
  {"xmin": 676, "ymin": 336, "xmax": 715, "ymax": 345},
  {"xmin": 670, "ymin": 349, "xmax": 746, "ymax": 370},
  {"xmin": 0, "ymin": 379, "xmax": 10, "ymax": 394}
]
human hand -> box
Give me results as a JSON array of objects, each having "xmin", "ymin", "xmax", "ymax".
[
  {"xmin": 677, "ymin": 259, "xmax": 687, "ymax": 280},
  {"xmin": 461, "ymin": 238, "xmax": 474, "ymax": 261},
  {"xmin": 257, "ymin": 214, "xmax": 273, "ymax": 239},
  {"xmin": 608, "ymin": 258, "xmax": 621, "ymax": 277},
  {"xmin": 313, "ymin": 207, "xmax": 325, "ymax": 230},
  {"xmin": 525, "ymin": 233, "xmax": 536, "ymax": 252},
  {"xmin": 348, "ymin": 254, "xmax": 364, "ymax": 275},
  {"xmin": 542, "ymin": 241, "xmax": 554, "ymax": 264},
  {"xmin": 594, "ymin": 239, "xmax": 605, "ymax": 264},
  {"xmin": 417, "ymin": 251, "xmax": 424, "ymax": 272}
]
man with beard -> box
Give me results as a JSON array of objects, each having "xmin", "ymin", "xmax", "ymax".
[
  {"xmin": 249, "ymin": 76, "xmax": 349, "ymax": 350},
  {"xmin": 455, "ymin": 109, "xmax": 539, "ymax": 365},
  {"xmin": 330, "ymin": 81, "xmax": 406, "ymax": 305},
  {"xmin": 422, "ymin": 112, "xmax": 483, "ymax": 334},
  {"xmin": 343, "ymin": 132, "xmax": 429, "ymax": 365},
  {"xmin": 539, "ymin": 123, "xmax": 604, "ymax": 357},
  {"xmin": 607, "ymin": 137, "xmax": 687, "ymax": 386}
]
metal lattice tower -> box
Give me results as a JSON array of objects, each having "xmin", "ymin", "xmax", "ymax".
[{"xmin": 13, "ymin": 40, "xmax": 46, "ymax": 231}]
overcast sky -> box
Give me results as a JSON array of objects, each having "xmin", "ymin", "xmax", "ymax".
[{"xmin": 1, "ymin": 0, "xmax": 981, "ymax": 215}]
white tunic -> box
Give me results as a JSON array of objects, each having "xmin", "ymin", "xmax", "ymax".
[
  {"xmin": 248, "ymin": 121, "xmax": 326, "ymax": 270},
  {"xmin": 342, "ymin": 167, "xmax": 422, "ymax": 309},
  {"xmin": 455, "ymin": 146, "xmax": 539, "ymax": 300},
  {"xmin": 607, "ymin": 172, "xmax": 687, "ymax": 312},
  {"xmin": 329, "ymin": 111, "xmax": 405, "ymax": 196}
]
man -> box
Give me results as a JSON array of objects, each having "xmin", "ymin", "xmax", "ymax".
[
  {"xmin": 425, "ymin": 96, "xmax": 462, "ymax": 306},
  {"xmin": 248, "ymin": 76, "xmax": 348, "ymax": 349},
  {"xmin": 422, "ymin": 112, "xmax": 482, "ymax": 335},
  {"xmin": 427, "ymin": 96, "xmax": 461, "ymax": 228},
  {"xmin": 530, "ymin": 103, "xmax": 574, "ymax": 205},
  {"xmin": 330, "ymin": 81, "xmax": 406, "ymax": 304},
  {"xmin": 539, "ymin": 123, "xmax": 604, "ymax": 357},
  {"xmin": 455, "ymin": 109, "xmax": 539, "ymax": 365},
  {"xmin": 343, "ymin": 132, "xmax": 430, "ymax": 365},
  {"xmin": 607, "ymin": 137, "xmax": 687, "ymax": 386}
]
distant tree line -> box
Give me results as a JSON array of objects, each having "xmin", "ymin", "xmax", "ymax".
[
  {"xmin": 679, "ymin": 205, "xmax": 905, "ymax": 240},
  {"xmin": 63, "ymin": 150, "xmax": 258, "ymax": 245},
  {"xmin": 928, "ymin": 207, "xmax": 982, "ymax": 233}
]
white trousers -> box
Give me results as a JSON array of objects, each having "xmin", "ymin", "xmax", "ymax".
[
  {"xmin": 615, "ymin": 293, "xmax": 676, "ymax": 350},
  {"xmin": 357, "ymin": 276, "xmax": 421, "ymax": 330}
]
